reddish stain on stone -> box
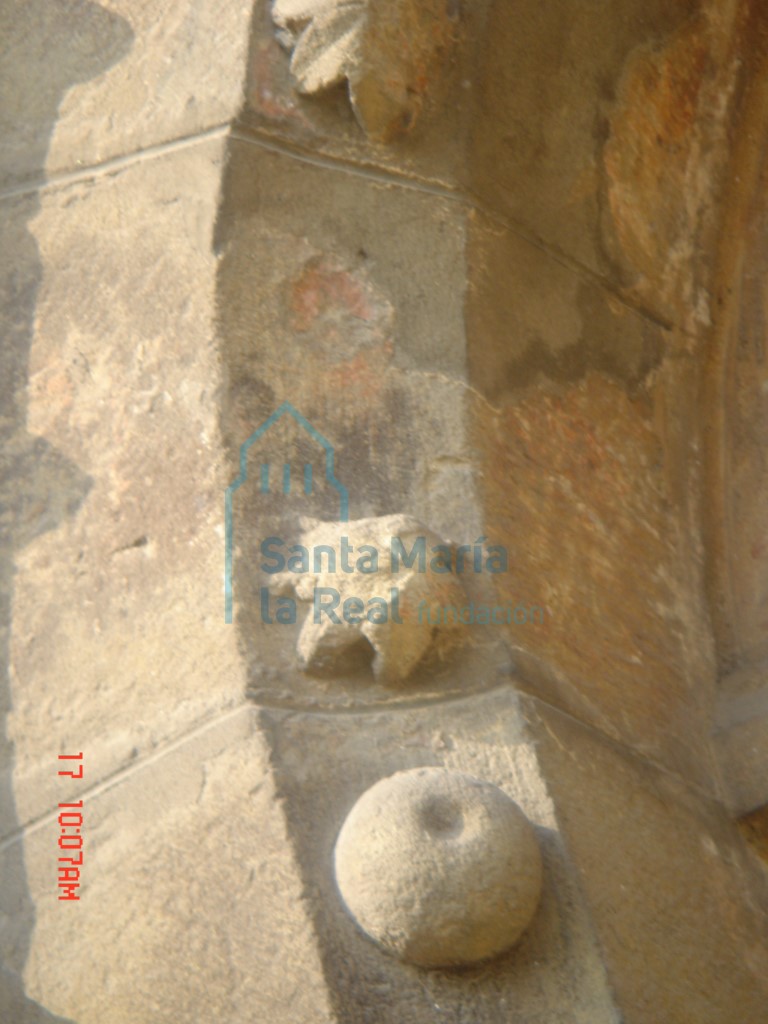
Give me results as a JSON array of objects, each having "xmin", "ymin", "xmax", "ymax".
[
  {"xmin": 471, "ymin": 372, "xmax": 711, "ymax": 776},
  {"xmin": 248, "ymin": 39, "xmax": 304, "ymax": 122},
  {"xmin": 323, "ymin": 341, "xmax": 394, "ymax": 402},
  {"xmin": 290, "ymin": 258, "xmax": 376, "ymax": 331}
]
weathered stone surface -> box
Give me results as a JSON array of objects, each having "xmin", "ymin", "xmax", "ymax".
[
  {"xmin": 272, "ymin": 515, "xmax": 468, "ymax": 684},
  {"xmin": 466, "ymin": 208, "xmax": 665, "ymax": 400},
  {"xmin": 715, "ymin": 708, "xmax": 768, "ymax": 815},
  {"xmin": 469, "ymin": 0, "xmax": 744, "ymax": 331},
  {"xmin": 334, "ymin": 766, "xmax": 542, "ymax": 967},
  {"xmin": 527, "ymin": 696, "xmax": 768, "ymax": 1024},
  {"xmin": 217, "ymin": 140, "xmax": 511, "ymax": 709},
  {"xmin": 0, "ymin": 0, "xmax": 253, "ymax": 189},
  {"xmin": 3, "ymin": 137, "xmax": 244, "ymax": 833},
  {"xmin": 3, "ymin": 1, "xmax": 768, "ymax": 1021},
  {"xmin": 273, "ymin": 0, "xmax": 365, "ymax": 95},
  {"xmin": 217, "ymin": 138, "xmax": 470, "ymax": 379},
  {"xmin": 464, "ymin": 214, "xmax": 717, "ymax": 786},
  {"xmin": 704, "ymin": 93, "xmax": 768, "ymax": 675},
  {"xmin": 261, "ymin": 687, "xmax": 620, "ymax": 1021},
  {"xmin": 272, "ymin": 0, "xmax": 458, "ymax": 142},
  {"xmin": 5, "ymin": 708, "xmax": 334, "ymax": 1024},
  {"xmin": 714, "ymin": 667, "xmax": 768, "ymax": 814},
  {"xmin": 739, "ymin": 804, "xmax": 768, "ymax": 865},
  {"xmin": 242, "ymin": 0, "xmax": 481, "ymax": 188}
]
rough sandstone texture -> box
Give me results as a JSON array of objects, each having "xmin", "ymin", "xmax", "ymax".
[
  {"xmin": 13, "ymin": 709, "xmax": 335, "ymax": 1024},
  {"xmin": 261, "ymin": 689, "xmax": 620, "ymax": 1023},
  {"xmin": 271, "ymin": 0, "xmax": 458, "ymax": 141},
  {"xmin": 334, "ymin": 767, "xmax": 543, "ymax": 967},
  {"xmin": 272, "ymin": 515, "xmax": 468, "ymax": 683},
  {"xmin": 3, "ymin": 0, "xmax": 768, "ymax": 1021},
  {"xmin": 0, "ymin": 0, "xmax": 254, "ymax": 189},
  {"xmin": 4, "ymin": 138, "xmax": 245, "ymax": 833}
]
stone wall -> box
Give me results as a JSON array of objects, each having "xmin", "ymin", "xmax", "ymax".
[{"xmin": 1, "ymin": 1, "xmax": 767, "ymax": 1021}]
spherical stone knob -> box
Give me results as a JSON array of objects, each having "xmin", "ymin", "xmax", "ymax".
[{"xmin": 333, "ymin": 767, "xmax": 543, "ymax": 968}]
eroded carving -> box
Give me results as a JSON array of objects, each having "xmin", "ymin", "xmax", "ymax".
[
  {"xmin": 271, "ymin": 0, "xmax": 459, "ymax": 141},
  {"xmin": 270, "ymin": 514, "xmax": 468, "ymax": 684}
]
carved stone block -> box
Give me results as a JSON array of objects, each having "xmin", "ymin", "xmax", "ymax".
[
  {"xmin": 334, "ymin": 767, "xmax": 543, "ymax": 967},
  {"xmin": 271, "ymin": 514, "xmax": 469, "ymax": 683},
  {"xmin": 271, "ymin": 0, "xmax": 459, "ymax": 140}
]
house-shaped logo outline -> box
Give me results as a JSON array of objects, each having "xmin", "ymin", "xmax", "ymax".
[{"xmin": 224, "ymin": 402, "xmax": 349, "ymax": 623}]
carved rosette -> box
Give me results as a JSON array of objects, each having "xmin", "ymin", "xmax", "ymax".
[{"xmin": 271, "ymin": 0, "xmax": 459, "ymax": 141}]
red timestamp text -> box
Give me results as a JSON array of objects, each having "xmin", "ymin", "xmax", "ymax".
[{"xmin": 57, "ymin": 753, "xmax": 84, "ymax": 901}]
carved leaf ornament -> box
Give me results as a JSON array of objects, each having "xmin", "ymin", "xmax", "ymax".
[{"xmin": 272, "ymin": 0, "xmax": 459, "ymax": 141}]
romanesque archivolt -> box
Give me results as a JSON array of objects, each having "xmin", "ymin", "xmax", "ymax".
[{"xmin": 271, "ymin": 0, "xmax": 459, "ymax": 141}]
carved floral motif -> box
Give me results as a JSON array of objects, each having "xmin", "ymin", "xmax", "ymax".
[{"xmin": 272, "ymin": 0, "xmax": 459, "ymax": 141}]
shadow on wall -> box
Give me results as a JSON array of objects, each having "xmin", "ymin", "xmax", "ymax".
[{"xmin": 0, "ymin": 3, "xmax": 133, "ymax": 1020}]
